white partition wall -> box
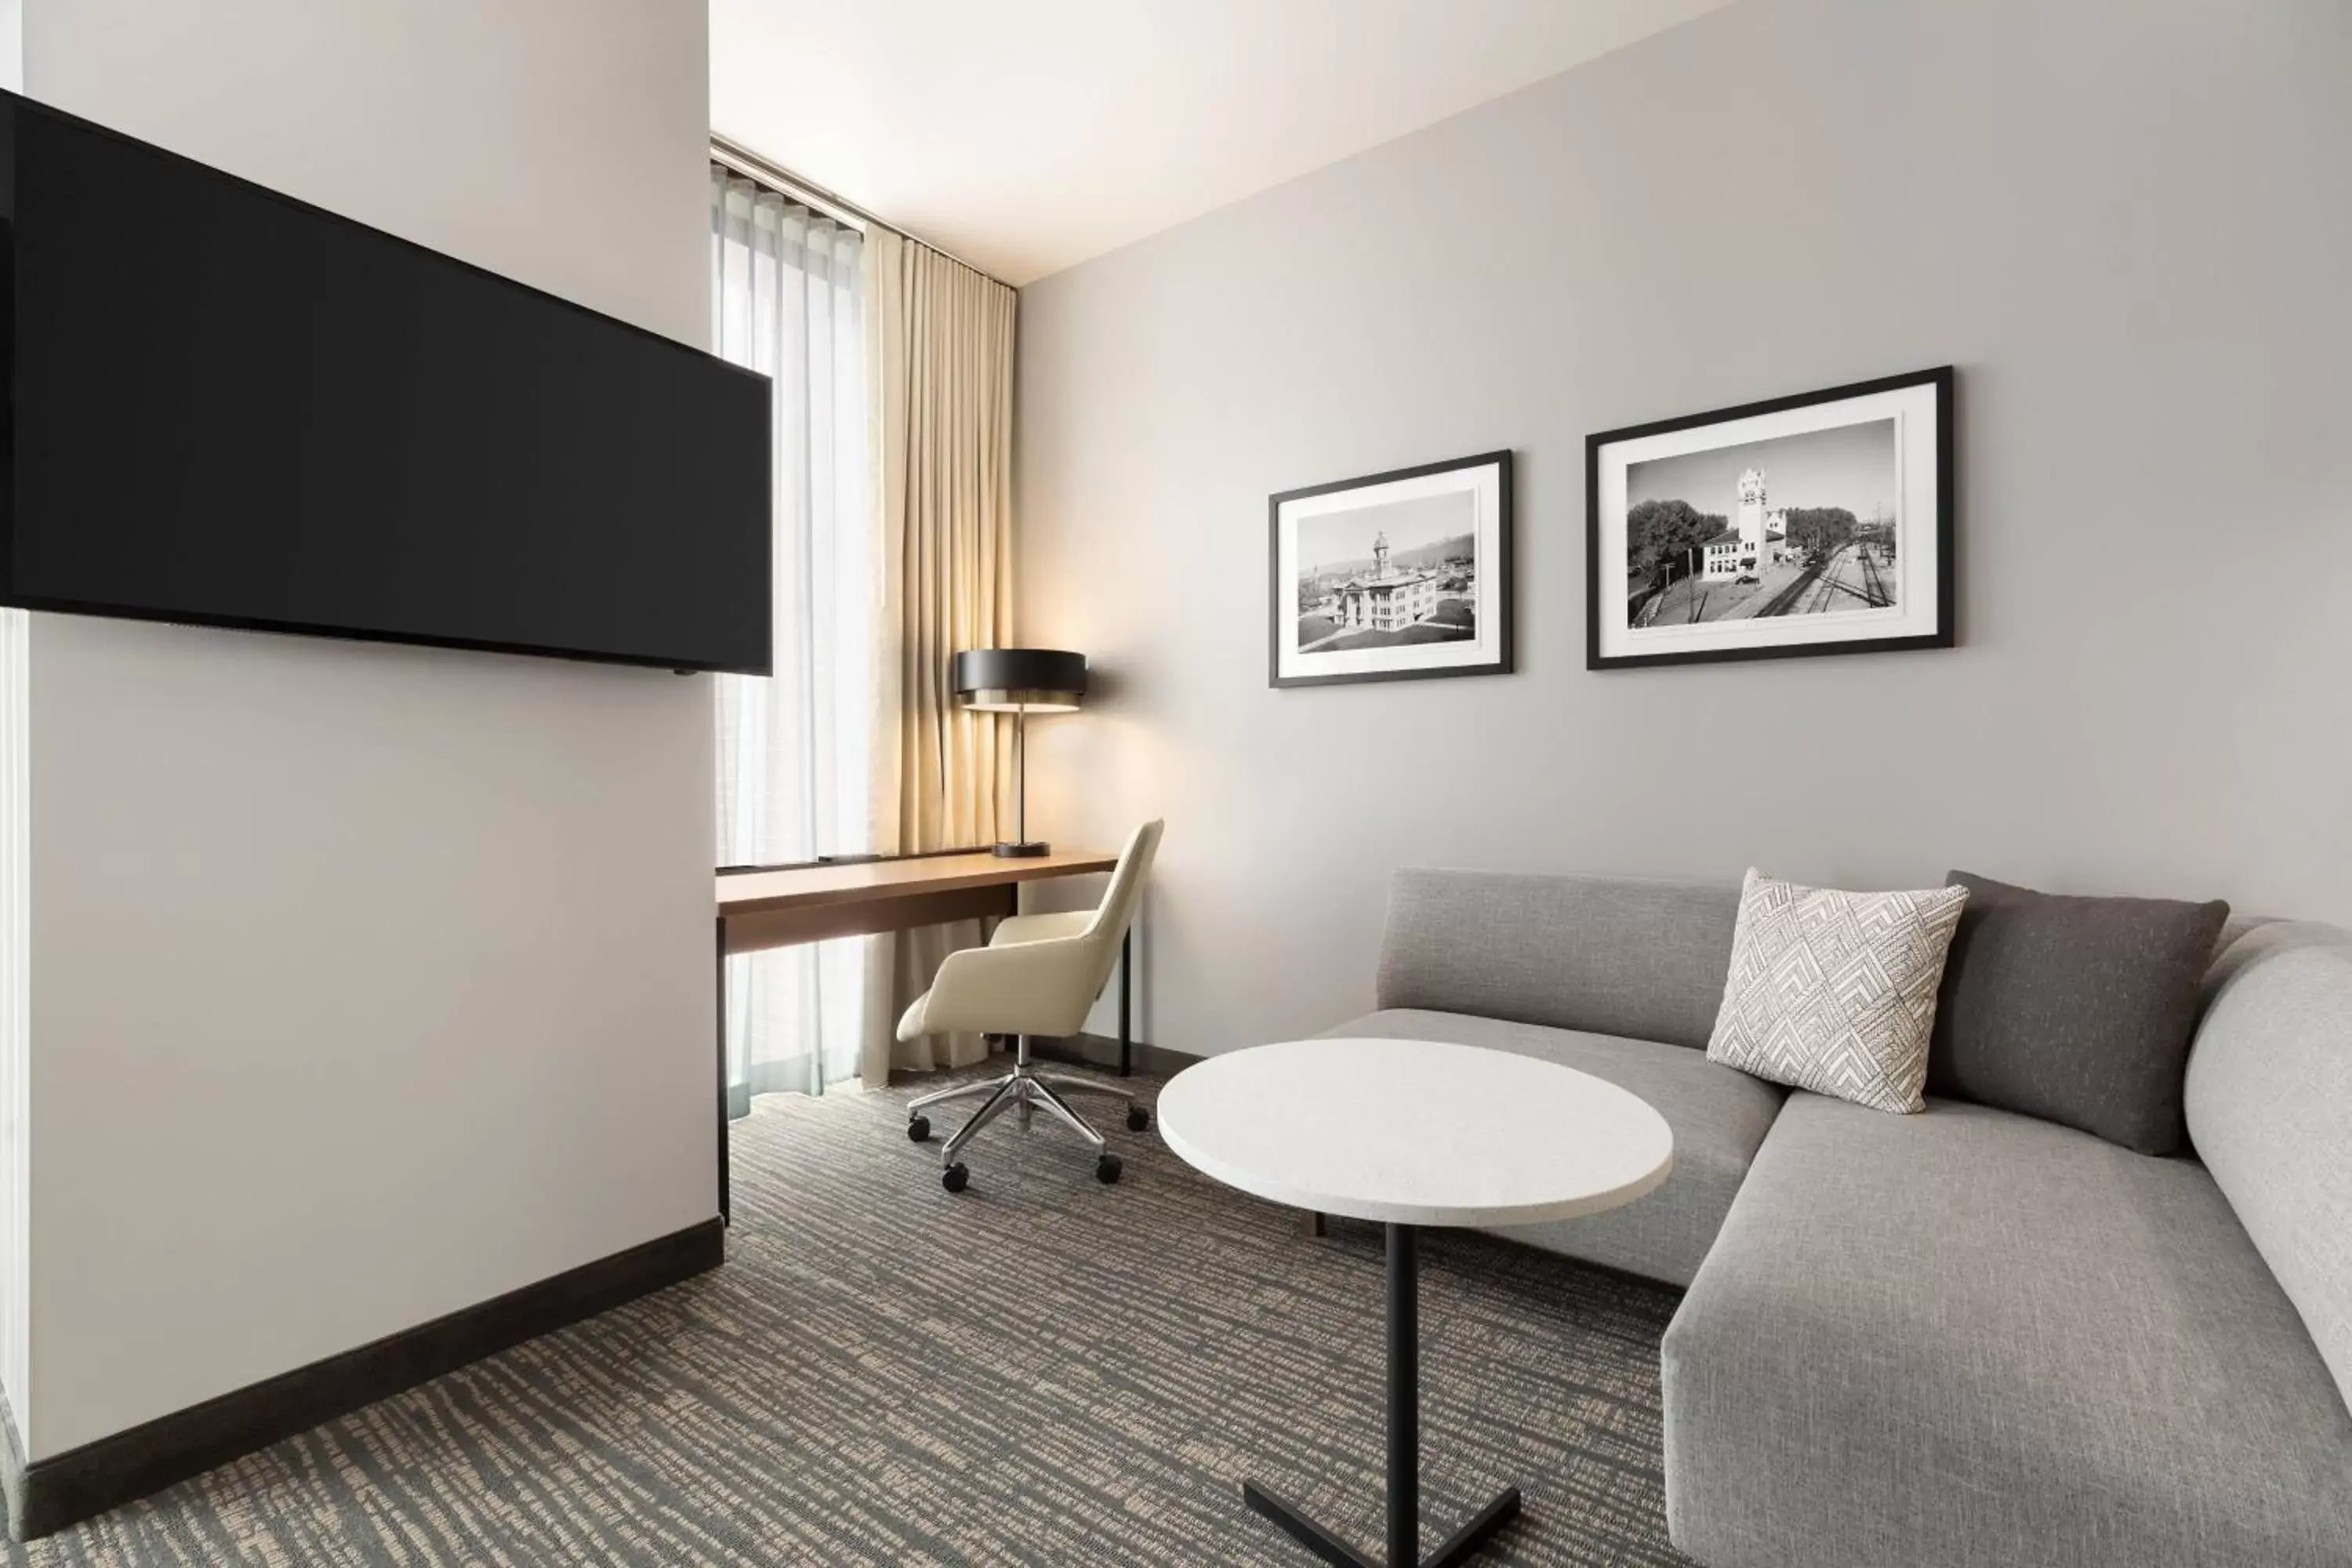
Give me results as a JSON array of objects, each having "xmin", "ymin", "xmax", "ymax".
[
  {"xmin": 0, "ymin": 608, "xmax": 24, "ymax": 1454},
  {"xmin": 0, "ymin": 17, "xmax": 31, "ymax": 1467},
  {"xmin": 9, "ymin": 0, "xmax": 718, "ymax": 1463}
]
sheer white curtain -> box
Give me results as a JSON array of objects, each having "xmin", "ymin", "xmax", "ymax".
[{"xmin": 710, "ymin": 168, "xmax": 870, "ymax": 1103}]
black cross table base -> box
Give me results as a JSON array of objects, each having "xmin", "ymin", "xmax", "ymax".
[
  {"xmin": 1242, "ymin": 1482, "xmax": 1521, "ymax": 1568},
  {"xmin": 1241, "ymin": 1224, "xmax": 1525, "ymax": 1567}
]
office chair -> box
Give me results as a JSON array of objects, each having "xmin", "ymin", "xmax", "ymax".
[{"xmin": 899, "ymin": 818, "xmax": 1163, "ymax": 1192}]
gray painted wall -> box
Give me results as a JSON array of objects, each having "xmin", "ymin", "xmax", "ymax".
[{"xmin": 1014, "ymin": 0, "xmax": 2352, "ymax": 1057}]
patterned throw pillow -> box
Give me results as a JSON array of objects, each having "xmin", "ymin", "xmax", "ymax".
[{"xmin": 1707, "ymin": 869, "xmax": 1970, "ymax": 1114}]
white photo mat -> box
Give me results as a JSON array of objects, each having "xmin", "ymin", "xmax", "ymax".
[
  {"xmin": 1592, "ymin": 378, "xmax": 1944, "ymax": 666},
  {"xmin": 1273, "ymin": 460, "xmax": 1506, "ymax": 684}
]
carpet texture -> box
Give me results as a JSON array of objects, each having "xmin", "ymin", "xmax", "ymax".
[{"xmin": 9, "ymin": 1067, "xmax": 1693, "ymax": 1566}]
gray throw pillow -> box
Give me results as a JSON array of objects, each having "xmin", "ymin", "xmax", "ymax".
[{"xmin": 1928, "ymin": 871, "xmax": 2229, "ymax": 1155}]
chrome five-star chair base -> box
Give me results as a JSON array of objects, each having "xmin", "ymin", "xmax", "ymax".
[{"xmin": 904, "ymin": 1034, "xmax": 1149, "ymax": 1192}]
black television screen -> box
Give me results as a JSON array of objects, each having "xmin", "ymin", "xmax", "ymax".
[{"xmin": 0, "ymin": 91, "xmax": 771, "ymax": 674}]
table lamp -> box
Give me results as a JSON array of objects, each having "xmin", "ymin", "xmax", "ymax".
[{"xmin": 951, "ymin": 648, "xmax": 1087, "ymax": 857}]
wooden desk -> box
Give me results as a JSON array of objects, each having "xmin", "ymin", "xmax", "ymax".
[{"xmin": 713, "ymin": 848, "xmax": 1123, "ymax": 1220}]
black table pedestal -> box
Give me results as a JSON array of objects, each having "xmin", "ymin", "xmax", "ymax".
[{"xmin": 1242, "ymin": 1224, "xmax": 1523, "ymax": 1568}]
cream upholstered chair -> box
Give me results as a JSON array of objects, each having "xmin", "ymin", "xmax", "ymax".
[{"xmin": 900, "ymin": 819, "xmax": 1163, "ymax": 1192}]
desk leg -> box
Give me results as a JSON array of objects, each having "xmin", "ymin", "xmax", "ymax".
[
  {"xmin": 1119, "ymin": 929, "xmax": 1132, "ymax": 1078},
  {"xmin": 716, "ymin": 916, "xmax": 730, "ymax": 1226}
]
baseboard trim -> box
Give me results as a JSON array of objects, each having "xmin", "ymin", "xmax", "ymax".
[
  {"xmin": 9, "ymin": 1215, "xmax": 724, "ymax": 1541},
  {"xmin": 1030, "ymin": 1029, "xmax": 1198, "ymax": 1078}
]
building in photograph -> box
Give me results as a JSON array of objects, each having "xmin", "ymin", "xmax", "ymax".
[
  {"xmin": 1330, "ymin": 531, "xmax": 1443, "ymax": 631},
  {"xmin": 1701, "ymin": 467, "xmax": 1791, "ymax": 579}
]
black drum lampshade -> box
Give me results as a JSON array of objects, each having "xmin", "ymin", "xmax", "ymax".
[
  {"xmin": 950, "ymin": 648, "xmax": 1087, "ymax": 714},
  {"xmin": 951, "ymin": 648, "xmax": 1087, "ymax": 856}
]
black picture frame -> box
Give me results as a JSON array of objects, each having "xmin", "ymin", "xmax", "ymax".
[
  {"xmin": 1269, "ymin": 450, "xmax": 1514, "ymax": 690},
  {"xmin": 1585, "ymin": 366, "xmax": 1955, "ymax": 671}
]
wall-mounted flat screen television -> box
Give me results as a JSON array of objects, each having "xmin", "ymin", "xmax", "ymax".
[{"xmin": 0, "ymin": 89, "xmax": 772, "ymax": 674}]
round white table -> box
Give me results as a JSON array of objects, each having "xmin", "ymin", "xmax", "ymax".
[{"xmin": 1156, "ymin": 1037, "xmax": 1674, "ymax": 1568}]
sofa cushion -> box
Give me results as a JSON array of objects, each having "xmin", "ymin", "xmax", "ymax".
[
  {"xmin": 1377, "ymin": 869, "xmax": 1740, "ymax": 1050},
  {"xmin": 1663, "ymin": 1092, "xmax": 2352, "ymax": 1568},
  {"xmin": 1327, "ymin": 1008, "xmax": 1782, "ymax": 1287},
  {"xmin": 1929, "ymin": 870, "xmax": 2230, "ymax": 1154},
  {"xmin": 2185, "ymin": 920, "xmax": 2352, "ymax": 1415}
]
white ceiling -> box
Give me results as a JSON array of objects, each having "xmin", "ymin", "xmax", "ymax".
[{"xmin": 710, "ymin": 0, "xmax": 1728, "ymax": 286}]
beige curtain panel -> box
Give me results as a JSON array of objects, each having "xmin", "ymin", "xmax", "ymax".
[{"xmin": 861, "ymin": 227, "xmax": 1019, "ymax": 1083}]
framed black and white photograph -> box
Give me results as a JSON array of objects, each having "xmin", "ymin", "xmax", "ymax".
[
  {"xmin": 1269, "ymin": 450, "xmax": 1512, "ymax": 688},
  {"xmin": 1587, "ymin": 367, "xmax": 1952, "ymax": 670}
]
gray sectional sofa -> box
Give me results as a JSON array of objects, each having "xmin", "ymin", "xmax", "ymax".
[{"xmin": 1326, "ymin": 868, "xmax": 2352, "ymax": 1568}]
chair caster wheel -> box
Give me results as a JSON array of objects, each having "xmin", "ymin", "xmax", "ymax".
[
  {"xmin": 942, "ymin": 1163, "xmax": 970, "ymax": 1193},
  {"xmin": 907, "ymin": 1116, "xmax": 931, "ymax": 1142},
  {"xmin": 1095, "ymin": 1154, "xmax": 1123, "ymax": 1185},
  {"xmin": 1126, "ymin": 1106, "xmax": 1149, "ymax": 1133}
]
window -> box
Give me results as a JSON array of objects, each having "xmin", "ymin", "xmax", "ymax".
[{"xmin": 710, "ymin": 166, "xmax": 872, "ymax": 1099}]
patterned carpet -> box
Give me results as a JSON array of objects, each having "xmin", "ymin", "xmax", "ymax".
[{"xmin": 9, "ymin": 1065, "xmax": 1693, "ymax": 1566}]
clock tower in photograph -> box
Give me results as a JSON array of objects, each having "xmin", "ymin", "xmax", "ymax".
[{"xmin": 1736, "ymin": 468, "xmax": 1769, "ymax": 562}]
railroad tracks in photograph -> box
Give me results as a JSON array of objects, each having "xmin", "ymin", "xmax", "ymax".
[{"xmin": 1760, "ymin": 543, "xmax": 1892, "ymax": 618}]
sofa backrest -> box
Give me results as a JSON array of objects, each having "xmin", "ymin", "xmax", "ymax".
[
  {"xmin": 1376, "ymin": 868, "xmax": 1741, "ymax": 1050},
  {"xmin": 2185, "ymin": 919, "xmax": 2352, "ymax": 1414}
]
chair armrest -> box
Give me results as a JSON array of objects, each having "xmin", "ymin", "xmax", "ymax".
[
  {"xmin": 909, "ymin": 934, "xmax": 1099, "ymax": 1038},
  {"xmin": 990, "ymin": 910, "xmax": 1094, "ymax": 947}
]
